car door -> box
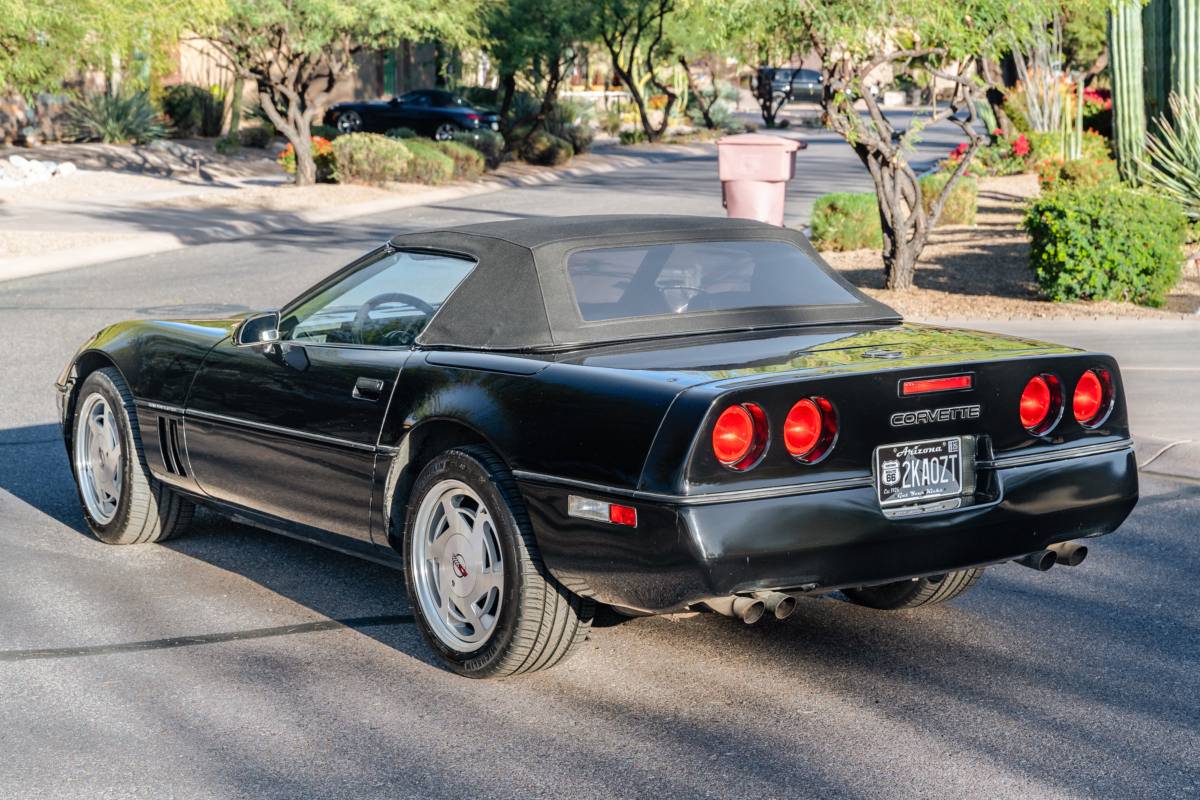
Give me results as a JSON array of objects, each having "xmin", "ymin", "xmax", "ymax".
[
  {"xmin": 394, "ymin": 91, "xmax": 433, "ymax": 134},
  {"xmin": 183, "ymin": 247, "xmax": 478, "ymax": 542}
]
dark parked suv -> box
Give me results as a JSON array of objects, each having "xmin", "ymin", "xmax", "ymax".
[{"xmin": 324, "ymin": 89, "xmax": 501, "ymax": 140}]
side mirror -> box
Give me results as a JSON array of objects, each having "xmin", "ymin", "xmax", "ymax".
[{"xmin": 235, "ymin": 311, "xmax": 281, "ymax": 347}]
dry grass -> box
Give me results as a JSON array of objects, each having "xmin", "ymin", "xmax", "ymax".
[{"xmin": 821, "ymin": 173, "xmax": 1200, "ymax": 320}]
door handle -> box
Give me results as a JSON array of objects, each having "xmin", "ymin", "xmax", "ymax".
[{"xmin": 352, "ymin": 377, "xmax": 386, "ymax": 401}]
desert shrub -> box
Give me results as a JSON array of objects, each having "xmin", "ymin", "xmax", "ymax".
[
  {"xmin": 332, "ymin": 133, "xmax": 412, "ymax": 185},
  {"xmin": 451, "ymin": 129, "xmax": 504, "ymax": 168},
  {"xmin": 810, "ymin": 192, "xmax": 883, "ymax": 251},
  {"xmin": 309, "ymin": 124, "xmax": 340, "ymax": 140},
  {"xmin": 1034, "ymin": 155, "xmax": 1119, "ymax": 190},
  {"xmin": 215, "ymin": 133, "xmax": 240, "ymax": 155},
  {"xmin": 562, "ymin": 123, "xmax": 594, "ymax": 154},
  {"xmin": 277, "ymin": 136, "xmax": 336, "ymax": 181},
  {"xmin": 1023, "ymin": 186, "xmax": 1187, "ymax": 306},
  {"xmin": 161, "ymin": 84, "xmax": 224, "ymax": 138},
  {"xmin": 618, "ymin": 128, "xmax": 646, "ymax": 145},
  {"xmin": 522, "ymin": 131, "xmax": 574, "ymax": 166},
  {"xmin": 1142, "ymin": 91, "xmax": 1200, "ymax": 221},
  {"xmin": 63, "ymin": 90, "xmax": 166, "ymax": 144},
  {"xmin": 238, "ymin": 126, "xmax": 273, "ymax": 148},
  {"xmin": 1027, "ymin": 129, "xmax": 1110, "ymax": 163},
  {"xmin": 386, "ymin": 127, "xmax": 418, "ymax": 139},
  {"xmin": 919, "ymin": 173, "xmax": 978, "ymax": 226},
  {"xmin": 434, "ymin": 140, "xmax": 485, "ymax": 179},
  {"xmin": 600, "ymin": 109, "xmax": 622, "ymax": 136},
  {"xmin": 402, "ymin": 138, "xmax": 455, "ymax": 184}
]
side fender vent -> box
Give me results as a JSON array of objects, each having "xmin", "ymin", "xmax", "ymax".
[{"xmin": 157, "ymin": 416, "xmax": 187, "ymax": 477}]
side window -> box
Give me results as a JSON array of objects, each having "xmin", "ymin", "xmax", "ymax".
[{"xmin": 279, "ymin": 250, "xmax": 475, "ymax": 347}]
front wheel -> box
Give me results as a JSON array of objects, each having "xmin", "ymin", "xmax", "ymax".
[
  {"xmin": 403, "ymin": 447, "xmax": 593, "ymax": 677},
  {"xmin": 841, "ymin": 568, "xmax": 983, "ymax": 610},
  {"xmin": 71, "ymin": 367, "xmax": 193, "ymax": 544}
]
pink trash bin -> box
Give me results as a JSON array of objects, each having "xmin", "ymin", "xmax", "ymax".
[{"xmin": 717, "ymin": 133, "xmax": 806, "ymax": 226}]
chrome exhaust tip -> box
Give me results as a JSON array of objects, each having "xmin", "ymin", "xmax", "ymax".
[
  {"xmin": 1049, "ymin": 541, "xmax": 1088, "ymax": 567},
  {"xmin": 702, "ymin": 596, "xmax": 767, "ymax": 625},
  {"xmin": 1015, "ymin": 549, "xmax": 1057, "ymax": 572}
]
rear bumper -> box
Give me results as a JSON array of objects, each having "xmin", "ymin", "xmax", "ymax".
[{"xmin": 519, "ymin": 443, "xmax": 1139, "ymax": 613}]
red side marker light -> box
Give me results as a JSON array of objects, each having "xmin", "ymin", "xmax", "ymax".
[
  {"xmin": 901, "ymin": 374, "xmax": 972, "ymax": 396},
  {"xmin": 608, "ymin": 504, "xmax": 638, "ymax": 527}
]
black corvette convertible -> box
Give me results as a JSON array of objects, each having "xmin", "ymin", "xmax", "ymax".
[
  {"xmin": 56, "ymin": 216, "xmax": 1138, "ymax": 677},
  {"xmin": 324, "ymin": 89, "xmax": 500, "ymax": 140}
]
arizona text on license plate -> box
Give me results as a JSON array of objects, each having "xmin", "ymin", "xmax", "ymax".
[{"xmin": 874, "ymin": 436, "xmax": 964, "ymax": 507}]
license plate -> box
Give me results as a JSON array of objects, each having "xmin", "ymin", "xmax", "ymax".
[{"xmin": 874, "ymin": 436, "xmax": 963, "ymax": 507}]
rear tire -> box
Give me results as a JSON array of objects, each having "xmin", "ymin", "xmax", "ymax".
[
  {"xmin": 71, "ymin": 367, "xmax": 194, "ymax": 545},
  {"xmin": 842, "ymin": 568, "xmax": 983, "ymax": 610},
  {"xmin": 402, "ymin": 446, "xmax": 594, "ymax": 678}
]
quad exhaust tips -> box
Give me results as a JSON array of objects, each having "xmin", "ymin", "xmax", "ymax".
[
  {"xmin": 1048, "ymin": 541, "xmax": 1088, "ymax": 567},
  {"xmin": 702, "ymin": 592, "xmax": 797, "ymax": 624}
]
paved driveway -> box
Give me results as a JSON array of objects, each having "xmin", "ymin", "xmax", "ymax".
[{"xmin": 1, "ymin": 138, "xmax": 1198, "ymax": 800}]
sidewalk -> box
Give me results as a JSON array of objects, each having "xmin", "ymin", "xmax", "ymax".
[{"xmin": 0, "ymin": 143, "xmax": 694, "ymax": 284}]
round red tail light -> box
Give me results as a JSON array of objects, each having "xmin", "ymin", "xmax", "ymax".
[
  {"xmin": 1073, "ymin": 369, "xmax": 1111, "ymax": 427},
  {"xmin": 784, "ymin": 396, "xmax": 837, "ymax": 463},
  {"xmin": 712, "ymin": 403, "xmax": 767, "ymax": 469},
  {"xmin": 1019, "ymin": 374, "xmax": 1061, "ymax": 434}
]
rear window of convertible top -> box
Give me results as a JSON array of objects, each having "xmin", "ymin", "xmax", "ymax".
[{"xmin": 566, "ymin": 239, "xmax": 859, "ymax": 322}]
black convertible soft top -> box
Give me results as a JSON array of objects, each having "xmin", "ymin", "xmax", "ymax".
[{"xmin": 394, "ymin": 215, "xmax": 899, "ymax": 352}]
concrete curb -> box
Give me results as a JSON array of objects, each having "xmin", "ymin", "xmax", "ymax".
[{"xmin": 0, "ymin": 146, "xmax": 676, "ymax": 285}]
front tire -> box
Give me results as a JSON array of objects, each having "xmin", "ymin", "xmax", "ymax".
[
  {"xmin": 71, "ymin": 367, "xmax": 193, "ymax": 544},
  {"xmin": 403, "ymin": 446, "xmax": 593, "ymax": 678},
  {"xmin": 841, "ymin": 568, "xmax": 983, "ymax": 610}
]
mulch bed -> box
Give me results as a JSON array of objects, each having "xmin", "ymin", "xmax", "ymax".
[{"xmin": 820, "ymin": 173, "xmax": 1200, "ymax": 320}]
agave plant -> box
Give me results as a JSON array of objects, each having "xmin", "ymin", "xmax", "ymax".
[
  {"xmin": 1142, "ymin": 92, "xmax": 1200, "ymax": 220},
  {"xmin": 63, "ymin": 90, "xmax": 167, "ymax": 145}
]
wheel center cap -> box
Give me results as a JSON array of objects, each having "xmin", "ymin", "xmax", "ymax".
[{"xmin": 444, "ymin": 534, "xmax": 476, "ymax": 597}]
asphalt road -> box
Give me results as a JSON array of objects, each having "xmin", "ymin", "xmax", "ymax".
[{"xmin": 1, "ymin": 126, "xmax": 1198, "ymax": 800}]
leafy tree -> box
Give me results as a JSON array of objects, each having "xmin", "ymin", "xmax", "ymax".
[
  {"xmin": 598, "ymin": 0, "xmax": 679, "ymax": 142},
  {"xmin": 205, "ymin": 0, "xmax": 481, "ymax": 185},
  {"xmin": 485, "ymin": 0, "xmax": 596, "ymax": 146},
  {"xmin": 796, "ymin": 0, "xmax": 1061, "ymax": 289},
  {"xmin": 0, "ymin": 0, "xmax": 215, "ymax": 95}
]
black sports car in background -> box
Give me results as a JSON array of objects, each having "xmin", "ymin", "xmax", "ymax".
[
  {"xmin": 324, "ymin": 89, "xmax": 500, "ymax": 140},
  {"xmin": 56, "ymin": 216, "xmax": 1138, "ymax": 678}
]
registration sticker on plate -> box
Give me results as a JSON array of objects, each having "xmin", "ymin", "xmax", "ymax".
[{"xmin": 874, "ymin": 436, "xmax": 964, "ymax": 507}]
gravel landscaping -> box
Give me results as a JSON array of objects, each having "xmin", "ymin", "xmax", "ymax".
[{"xmin": 822, "ymin": 173, "xmax": 1200, "ymax": 320}]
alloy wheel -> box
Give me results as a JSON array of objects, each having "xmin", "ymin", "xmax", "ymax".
[
  {"xmin": 411, "ymin": 479, "xmax": 505, "ymax": 652},
  {"xmin": 74, "ymin": 392, "xmax": 123, "ymax": 524}
]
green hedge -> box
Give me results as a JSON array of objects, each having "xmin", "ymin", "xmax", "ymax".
[
  {"xmin": 919, "ymin": 173, "xmax": 978, "ymax": 226},
  {"xmin": 1023, "ymin": 186, "xmax": 1186, "ymax": 307},
  {"xmin": 812, "ymin": 175, "xmax": 975, "ymax": 251},
  {"xmin": 435, "ymin": 140, "xmax": 486, "ymax": 179},
  {"xmin": 810, "ymin": 192, "xmax": 882, "ymax": 251},
  {"xmin": 332, "ymin": 133, "xmax": 411, "ymax": 185},
  {"xmin": 402, "ymin": 138, "xmax": 455, "ymax": 184},
  {"xmin": 522, "ymin": 130, "xmax": 574, "ymax": 166},
  {"xmin": 452, "ymin": 129, "xmax": 504, "ymax": 167}
]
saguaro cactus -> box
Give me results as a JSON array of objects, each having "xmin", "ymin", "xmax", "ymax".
[
  {"xmin": 1143, "ymin": 0, "xmax": 1172, "ymax": 120},
  {"xmin": 1173, "ymin": 0, "xmax": 1200, "ymax": 101},
  {"xmin": 1111, "ymin": 0, "xmax": 1148, "ymax": 181}
]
